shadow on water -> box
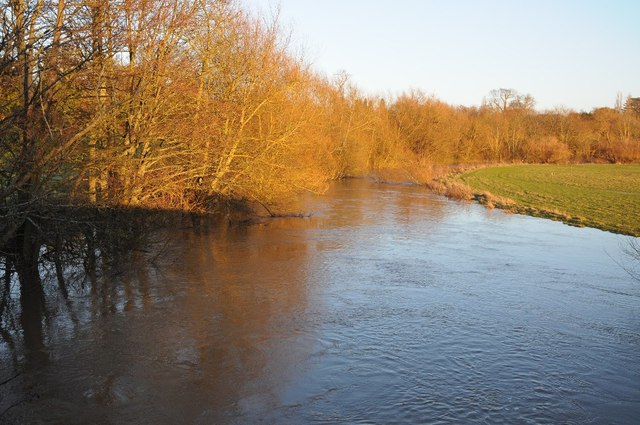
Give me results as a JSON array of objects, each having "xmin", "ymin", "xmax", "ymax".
[
  {"xmin": 0, "ymin": 208, "xmax": 185, "ymax": 417},
  {"xmin": 0, "ymin": 206, "xmax": 318, "ymax": 424}
]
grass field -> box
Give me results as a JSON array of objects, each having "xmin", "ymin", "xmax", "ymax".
[{"xmin": 457, "ymin": 164, "xmax": 640, "ymax": 236}]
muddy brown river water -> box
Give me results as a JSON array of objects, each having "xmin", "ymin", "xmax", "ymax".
[{"xmin": 1, "ymin": 179, "xmax": 639, "ymax": 424}]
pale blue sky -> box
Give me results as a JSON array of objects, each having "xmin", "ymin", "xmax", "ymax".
[{"xmin": 243, "ymin": 0, "xmax": 640, "ymax": 111}]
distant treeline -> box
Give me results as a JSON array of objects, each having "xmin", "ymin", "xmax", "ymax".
[{"xmin": 1, "ymin": 0, "xmax": 639, "ymax": 234}]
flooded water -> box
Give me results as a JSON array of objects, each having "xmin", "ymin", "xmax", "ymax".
[{"xmin": 1, "ymin": 180, "xmax": 639, "ymax": 424}]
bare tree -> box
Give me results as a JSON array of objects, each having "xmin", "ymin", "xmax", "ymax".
[{"xmin": 485, "ymin": 88, "xmax": 535, "ymax": 113}]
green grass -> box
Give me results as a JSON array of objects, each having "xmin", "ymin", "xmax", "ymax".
[{"xmin": 457, "ymin": 164, "xmax": 640, "ymax": 236}]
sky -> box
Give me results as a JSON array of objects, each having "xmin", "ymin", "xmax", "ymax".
[{"xmin": 242, "ymin": 0, "xmax": 640, "ymax": 111}]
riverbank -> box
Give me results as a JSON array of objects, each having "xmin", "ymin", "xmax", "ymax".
[{"xmin": 447, "ymin": 164, "xmax": 640, "ymax": 236}]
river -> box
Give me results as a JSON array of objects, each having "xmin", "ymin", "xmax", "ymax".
[{"xmin": 1, "ymin": 179, "xmax": 639, "ymax": 424}]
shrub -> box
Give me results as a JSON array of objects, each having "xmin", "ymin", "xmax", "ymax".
[{"xmin": 526, "ymin": 136, "xmax": 572, "ymax": 163}]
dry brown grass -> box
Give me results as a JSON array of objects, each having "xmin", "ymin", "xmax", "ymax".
[
  {"xmin": 474, "ymin": 191, "xmax": 515, "ymax": 209},
  {"xmin": 444, "ymin": 182, "xmax": 474, "ymax": 201}
]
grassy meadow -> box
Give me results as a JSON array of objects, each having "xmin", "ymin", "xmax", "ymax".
[{"xmin": 457, "ymin": 164, "xmax": 640, "ymax": 236}]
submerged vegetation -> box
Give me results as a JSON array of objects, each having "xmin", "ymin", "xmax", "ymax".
[{"xmin": 458, "ymin": 164, "xmax": 640, "ymax": 236}]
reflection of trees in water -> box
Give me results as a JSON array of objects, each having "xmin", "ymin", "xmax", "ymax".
[
  {"xmin": 156, "ymin": 219, "xmax": 314, "ymax": 421},
  {"xmin": 0, "ymin": 210, "xmax": 179, "ymax": 421},
  {"xmin": 0, "ymin": 212, "xmax": 315, "ymax": 423},
  {"xmin": 0, "ymin": 210, "xmax": 167, "ymax": 370},
  {"xmin": 319, "ymin": 179, "xmax": 448, "ymax": 229}
]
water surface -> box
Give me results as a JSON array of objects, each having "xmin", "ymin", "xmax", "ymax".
[{"xmin": 1, "ymin": 180, "xmax": 639, "ymax": 424}]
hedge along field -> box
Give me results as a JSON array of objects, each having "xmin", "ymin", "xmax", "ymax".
[{"xmin": 457, "ymin": 164, "xmax": 640, "ymax": 236}]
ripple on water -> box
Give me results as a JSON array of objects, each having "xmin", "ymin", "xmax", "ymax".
[{"xmin": 3, "ymin": 180, "xmax": 639, "ymax": 424}]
